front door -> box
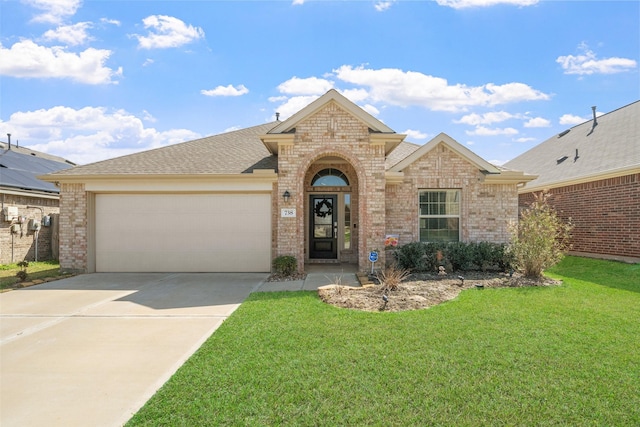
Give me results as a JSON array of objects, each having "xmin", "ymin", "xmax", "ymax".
[{"xmin": 309, "ymin": 195, "xmax": 338, "ymax": 259}]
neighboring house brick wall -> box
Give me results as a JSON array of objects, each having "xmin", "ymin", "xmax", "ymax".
[
  {"xmin": 518, "ymin": 173, "xmax": 640, "ymax": 259},
  {"xmin": 58, "ymin": 183, "xmax": 88, "ymax": 272},
  {"xmin": 386, "ymin": 144, "xmax": 518, "ymax": 245},
  {"xmin": 0, "ymin": 194, "xmax": 60, "ymax": 264}
]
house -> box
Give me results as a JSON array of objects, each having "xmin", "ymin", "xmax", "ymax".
[
  {"xmin": 505, "ymin": 100, "xmax": 640, "ymax": 262},
  {"xmin": 1, "ymin": 138, "xmax": 75, "ymax": 263},
  {"xmin": 42, "ymin": 90, "xmax": 535, "ymax": 273}
]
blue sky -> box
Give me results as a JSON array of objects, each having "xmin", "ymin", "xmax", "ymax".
[{"xmin": 1, "ymin": 0, "xmax": 638, "ymax": 166}]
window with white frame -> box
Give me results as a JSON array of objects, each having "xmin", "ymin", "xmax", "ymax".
[{"xmin": 419, "ymin": 190, "xmax": 460, "ymax": 242}]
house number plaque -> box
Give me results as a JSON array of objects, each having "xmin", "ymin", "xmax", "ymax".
[{"xmin": 281, "ymin": 208, "xmax": 296, "ymax": 218}]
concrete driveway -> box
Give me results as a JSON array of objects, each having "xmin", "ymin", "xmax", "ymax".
[{"xmin": 0, "ymin": 272, "xmax": 267, "ymax": 427}]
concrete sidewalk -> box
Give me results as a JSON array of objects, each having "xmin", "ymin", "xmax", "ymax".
[
  {"xmin": 0, "ymin": 273, "xmax": 266, "ymax": 427},
  {"xmin": 256, "ymin": 263, "xmax": 360, "ymax": 292}
]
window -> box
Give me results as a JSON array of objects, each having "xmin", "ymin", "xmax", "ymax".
[
  {"xmin": 312, "ymin": 168, "xmax": 349, "ymax": 186},
  {"xmin": 344, "ymin": 194, "xmax": 351, "ymax": 249},
  {"xmin": 419, "ymin": 190, "xmax": 460, "ymax": 242}
]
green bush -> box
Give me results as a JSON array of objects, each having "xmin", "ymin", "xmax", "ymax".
[
  {"xmin": 394, "ymin": 242, "xmax": 427, "ymax": 271},
  {"xmin": 394, "ymin": 241, "xmax": 512, "ymax": 273},
  {"xmin": 272, "ymin": 255, "xmax": 297, "ymax": 276},
  {"xmin": 507, "ymin": 191, "xmax": 572, "ymax": 278}
]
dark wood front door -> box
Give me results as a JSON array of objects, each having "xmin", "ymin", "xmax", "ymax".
[{"xmin": 309, "ymin": 195, "xmax": 337, "ymax": 259}]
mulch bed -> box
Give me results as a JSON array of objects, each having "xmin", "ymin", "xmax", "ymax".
[{"xmin": 318, "ymin": 271, "xmax": 560, "ymax": 312}]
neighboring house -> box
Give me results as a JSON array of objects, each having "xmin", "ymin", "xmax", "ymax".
[
  {"xmin": 505, "ymin": 100, "xmax": 640, "ymax": 261},
  {"xmin": 1, "ymin": 138, "xmax": 75, "ymax": 264},
  {"xmin": 42, "ymin": 90, "xmax": 535, "ymax": 273}
]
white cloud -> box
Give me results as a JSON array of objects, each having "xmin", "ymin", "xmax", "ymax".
[
  {"xmin": 559, "ymin": 114, "xmax": 586, "ymax": 125},
  {"xmin": 23, "ymin": 0, "xmax": 82, "ymax": 24},
  {"xmin": 42, "ymin": 22, "xmax": 93, "ymax": 46},
  {"xmin": 292, "ymin": 0, "xmax": 305, "ymax": 5},
  {"xmin": 100, "ymin": 18, "xmax": 120, "ymax": 26},
  {"xmin": 333, "ymin": 65, "xmax": 550, "ymax": 112},
  {"xmin": 455, "ymin": 111, "xmax": 518, "ymax": 125},
  {"xmin": 523, "ymin": 117, "xmax": 551, "ymax": 128},
  {"xmin": 2, "ymin": 106, "xmax": 199, "ymax": 164},
  {"xmin": 0, "ymin": 40, "xmax": 121, "ymax": 84},
  {"xmin": 134, "ymin": 15, "xmax": 204, "ymax": 49},
  {"xmin": 557, "ymin": 43, "xmax": 637, "ymax": 75},
  {"xmin": 436, "ymin": 0, "xmax": 538, "ymax": 9},
  {"xmin": 403, "ymin": 129, "xmax": 429, "ymax": 140},
  {"xmin": 272, "ymin": 95, "xmax": 320, "ymax": 120},
  {"xmin": 142, "ymin": 58, "xmax": 154, "ymax": 67},
  {"xmin": 361, "ymin": 104, "xmax": 380, "ymax": 116},
  {"xmin": 488, "ymin": 159, "xmax": 507, "ymax": 166},
  {"xmin": 375, "ymin": 1, "xmax": 397, "ymax": 12},
  {"xmin": 466, "ymin": 126, "xmax": 518, "ymax": 136},
  {"xmin": 201, "ymin": 84, "xmax": 249, "ymax": 97},
  {"xmin": 340, "ymin": 88, "xmax": 369, "ymax": 103},
  {"xmin": 515, "ymin": 137, "xmax": 536, "ymax": 143},
  {"xmin": 277, "ymin": 77, "xmax": 334, "ymax": 95}
]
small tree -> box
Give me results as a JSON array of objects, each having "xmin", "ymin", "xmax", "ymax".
[{"xmin": 508, "ymin": 191, "xmax": 572, "ymax": 278}]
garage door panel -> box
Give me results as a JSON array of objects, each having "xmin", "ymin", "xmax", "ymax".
[{"xmin": 95, "ymin": 194, "xmax": 271, "ymax": 272}]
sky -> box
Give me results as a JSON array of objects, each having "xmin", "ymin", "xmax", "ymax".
[{"xmin": 0, "ymin": 0, "xmax": 638, "ymax": 166}]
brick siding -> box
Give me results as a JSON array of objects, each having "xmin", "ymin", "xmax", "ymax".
[
  {"xmin": 386, "ymin": 144, "xmax": 518, "ymax": 245},
  {"xmin": 58, "ymin": 183, "xmax": 88, "ymax": 272},
  {"xmin": 518, "ymin": 173, "xmax": 640, "ymax": 258},
  {"xmin": 274, "ymin": 101, "xmax": 386, "ymax": 271},
  {"xmin": 1, "ymin": 194, "xmax": 60, "ymax": 264}
]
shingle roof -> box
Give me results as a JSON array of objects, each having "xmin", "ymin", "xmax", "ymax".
[
  {"xmin": 47, "ymin": 122, "xmax": 279, "ymax": 177},
  {"xmin": 504, "ymin": 100, "xmax": 640, "ymax": 190},
  {"xmin": 1, "ymin": 146, "xmax": 73, "ymax": 193},
  {"xmin": 386, "ymin": 141, "xmax": 420, "ymax": 169}
]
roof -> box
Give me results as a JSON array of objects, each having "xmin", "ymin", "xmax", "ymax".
[
  {"xmin": 505, "ymin": 100, "xmax": 640, "ymax": 191},
  {"xmin": 42, "ymin": 90, "xmax": 532, "ymax": 185},
  {"xmin": 44, "ymin": 122, "xmax": 279, "ymax": 178},
  {"xmin": 0, "ymin": 144, "xmax": 74, "ymax": 194}
]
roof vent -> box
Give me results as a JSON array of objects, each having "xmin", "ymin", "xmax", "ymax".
[
  {"xmin": 275, "ymin": 112, "xmax": 280, "ymax": 121},
  {"xmin": 587, "ymin": 106, "xmax": 598, "ymax": 136},
  {"xmin": 558, "ymin": 129, "xmax": 570, "ymax": 138},
  {"xmin": 556, "ymin": 155, "xmax": 568, "ymax": 164}
]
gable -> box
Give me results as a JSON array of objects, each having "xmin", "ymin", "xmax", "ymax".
[
  {"xmin": 261, "ymin": 89, "xmax": 405, "ymax": 156},
  {"xmin": 389, "ymin": 132, "xmax": 501, "ymax": 174}
]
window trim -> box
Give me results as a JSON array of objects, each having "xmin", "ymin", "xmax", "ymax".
[{"xmin": 418, "ymin": 189, "xmax": 461, "ymax": 243}]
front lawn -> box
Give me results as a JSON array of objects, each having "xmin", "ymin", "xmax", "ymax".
[{"xmin": 127, "ymin": 256, "xmax": 640, "ymax": 426}]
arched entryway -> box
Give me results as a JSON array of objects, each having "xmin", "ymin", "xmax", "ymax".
[{"xmin": 304, "ymin": 158, "xmax": 359, "ymax": 265}]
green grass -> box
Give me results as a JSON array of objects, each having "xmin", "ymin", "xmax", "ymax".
[
  {"xmin": 128, "ymin": 256, "xmax": 640, "ymax": 426},
  {"xmin": 0, "ymin": 260, "xmax": 62, "ymax": 289}
]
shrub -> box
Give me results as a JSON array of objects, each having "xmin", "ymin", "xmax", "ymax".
[
  {"xmin": 444, "ymin": 242, "xmax": 474, "ymax": 271},
  {"xmin": 394, "ymin": 242, "xmax": 427, "ymax": 271},
  {"xmin": 377, "ymin": 264, "xmax": 411, "ymax": 292},
  {"xmin": 507, "ymin": 191, "xmax": 573, "ymax": 278},
  {"xmin": 16, "ymin": 261, "xmax": 29, "ymax": 282},
  {"xmin": 394, "ymin": 241, "xmax": 512, "ymax": 273},
  {"xmin": 272, "ymin": 255, "xmax": 297, "ymax": 276}
]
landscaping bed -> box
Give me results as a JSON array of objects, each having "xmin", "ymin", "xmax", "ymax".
[{"xmin": 319, "ymin": 271, "xmax": 560, "ymax": 312}]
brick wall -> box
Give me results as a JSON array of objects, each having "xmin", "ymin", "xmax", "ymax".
[
  {"xmin": 58, "ymin": 183, "xmax": 88, "ymax": 272},
  {"xmin": 386, "ymin": 143, "xmax": 519, "ymax": 245},
  {"xmin": 0, "ymin": 194, "xmax": 60, "ymax": 264},
  {"xmin": 274, "ymin": 101, "xmax": 386, "ymax": 271},
  {"xmin": 519, "ymin": 173, "xmax": 640, "ymax": 259}
]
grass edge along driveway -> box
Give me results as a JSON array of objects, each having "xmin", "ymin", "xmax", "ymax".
[{"xmin": 128, "ymin": 256, "xmax": 640, "ymax": 426}]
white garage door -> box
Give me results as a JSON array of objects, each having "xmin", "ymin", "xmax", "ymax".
[{"xmin": 95, "ymin": 193, "xmax": 271, "ymax": 272}]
